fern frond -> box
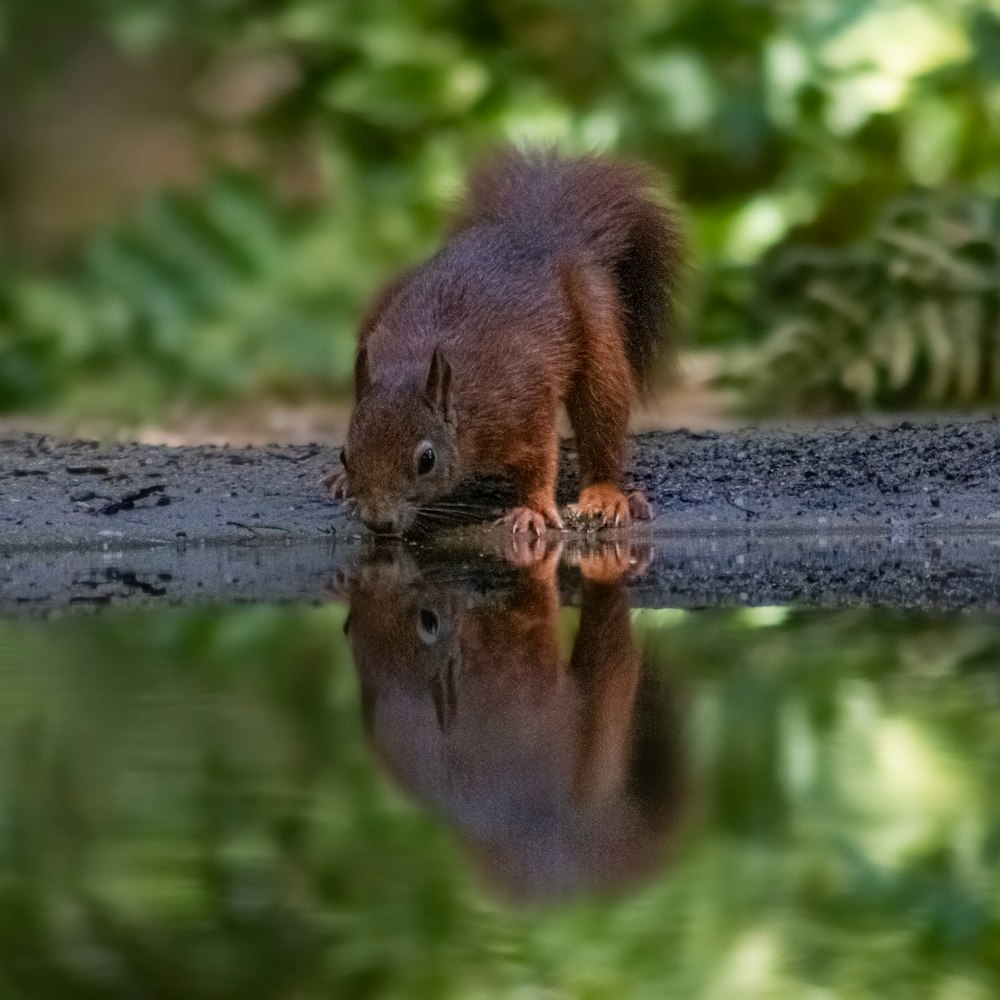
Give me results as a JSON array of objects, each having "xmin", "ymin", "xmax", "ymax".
[{"xmin": 731, "ymin": 191, "xmax": 1000, "ymax": 413}]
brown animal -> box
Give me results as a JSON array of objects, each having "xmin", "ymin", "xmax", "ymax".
[
  {"xmin": 325, "ymin": 147, "xmax": 683, "ymax": 535},
  {"xmin": 339, "ymin": 541, "xmax": 688, "ymax": 902}
]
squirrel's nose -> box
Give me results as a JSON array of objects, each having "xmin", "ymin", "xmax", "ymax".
[{"xmin": 363, "ymin": 515, "xmax": 400, "ymax": 535}]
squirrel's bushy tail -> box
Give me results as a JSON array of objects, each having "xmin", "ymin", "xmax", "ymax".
[{"xmin": 451, "ymin": 147, "xmax": 683, "ymax": 386}]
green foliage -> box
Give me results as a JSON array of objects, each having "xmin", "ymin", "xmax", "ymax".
[
  {"xmin": 0, "ymin": 178, "xmax": 363, "ymax": 417},
  {"xmin": 4, "ymin": 0, "xmax": 1000, "ymax": 416},
  {"xmin": 728, "ymin": 192, "xmax": 1000, "ymax": 413},
  {"xmin": 1, "ymin": 605, "xmax": 1000, "ymax": 995},
  {"xmin": 0, "ymin": 286, "xmax": 66, "ymax": 410}
]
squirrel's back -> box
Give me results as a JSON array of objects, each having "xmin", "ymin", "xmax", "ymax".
[{"xmin": 449, "ymin": 147, "xmax": 683, "ymax": 385}]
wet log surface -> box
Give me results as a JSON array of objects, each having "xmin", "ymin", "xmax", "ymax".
[{"xmin": 3, "ymin": 420, "xmax": 1000, "ymax": 612}]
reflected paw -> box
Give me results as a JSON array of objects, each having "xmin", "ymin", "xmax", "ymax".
[
  {"xmin": 576, "ymin": 541, "xmax": 654, "ymax": 583},
  {"xmin": 501, "ymin": 530, "xmax": 563, "ymax": 572}
]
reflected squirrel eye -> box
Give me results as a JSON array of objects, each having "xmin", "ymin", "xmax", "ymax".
[
  {"xmin": 418, "ymin": 609, "xmax": 439, "ymax": 644},
  {"xmin": 417, "ymin": 446, "xmax": 436, "ymax": 476}
]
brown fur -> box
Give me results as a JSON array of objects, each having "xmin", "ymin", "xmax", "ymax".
[
  {"xmin": 328, "ymin": 147, "xmax": 683, "ymax": 534},
  {"xmin": 340, "ymin": 545, "xmax": 688, "ymax": 902}
]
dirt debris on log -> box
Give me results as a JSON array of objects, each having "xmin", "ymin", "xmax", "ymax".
[{"xmin": 3, "ymin": 421, "xmax": 1000, "ymax": 548}]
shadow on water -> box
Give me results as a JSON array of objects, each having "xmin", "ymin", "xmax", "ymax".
[{"xmin": 336, "ymin": 538, "xmax": 688, "ymax": 902}]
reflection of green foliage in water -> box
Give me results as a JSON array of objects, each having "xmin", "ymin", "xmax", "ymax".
[
  {"xmin": 3, "ymin": 1, "xmax": 1000, "ymax": 416},
  {"xmin": 0, "ymin": 605, "xmax": 999, "ymax": 995}
]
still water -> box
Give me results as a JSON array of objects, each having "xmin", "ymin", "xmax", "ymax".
[{"xmin": 1, "ymin": 542, "xmax": 999, "ymax": 998}]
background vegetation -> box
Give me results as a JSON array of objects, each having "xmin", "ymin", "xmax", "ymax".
[
  {"xmin": 0, "ymin": 602, "xmax": 999, "ymax": 997},
  {"xmin": 3, "ymin": 0, "xmax": 1000, "ymax": 420}
]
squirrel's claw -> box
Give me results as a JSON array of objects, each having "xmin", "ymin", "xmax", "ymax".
[
  {"xmin": 499, "ymin": 505, "xmax": 562, "ymax": 535},
  {"xmin": 569, "ymin": 485, "xmax": 654, "ymax": 529},
  {"xmin": 320, "ymin": 468, "xmax": 352, "ymax": 501},
  {"xmin": 572, "ymin": 484, "xmax": 634, "ymax": 529}
]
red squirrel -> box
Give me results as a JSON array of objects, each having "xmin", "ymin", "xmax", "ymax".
[{"xmin": 324, "ymin": 147, "xmax": 682, "ymax": 535}]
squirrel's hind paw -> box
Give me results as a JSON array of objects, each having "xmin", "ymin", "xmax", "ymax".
[
  {"xmin": 320, "ymin": 468, "xmax": 352, "ymax": 501},
  {"xmin": 569, "ymin": 485, "xmax": 654, "ymax": 529},
  {"xmin": 572, "ymin": 484, "xmax": 633, "ymax": 528}
]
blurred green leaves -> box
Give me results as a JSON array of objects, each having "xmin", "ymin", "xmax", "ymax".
[
  {"xmin": 1, "ymin": 604, "xmax": 1000, "ymax": 995},
  {"xmin": 729, "ymin": 191, "xmax": 1000, "ymax": 412},
  {"xmin": 3, "ymin": 0, "xmax": 1000, "ymax": 417},
  {"xmin": 1, "ymin": 177, "xmax": 362, "ymax": 417}
]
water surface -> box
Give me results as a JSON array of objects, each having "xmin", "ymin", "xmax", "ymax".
[{"xmin": 1, "ymin": 542, "xmax": 999, "ymax": 997}]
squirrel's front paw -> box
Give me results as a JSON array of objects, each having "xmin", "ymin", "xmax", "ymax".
[
  {"xmin": 320, "ymin": 468, "xmax": 351, "ymax": 500},
  {"xmin": 499, "ymin": 504, "xmax": 563, "ymax": 535}
]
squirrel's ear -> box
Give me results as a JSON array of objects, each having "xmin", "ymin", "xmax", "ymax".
[
  {"xmin": 355, "ymin": 346, "xmax": 371, "ymax": 396},
  {"xmin": 425, "ymin": 347, "xmax": 453, "ymax": 422}
]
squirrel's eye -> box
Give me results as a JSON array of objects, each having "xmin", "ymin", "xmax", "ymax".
[
  {"xmin": 417, "ymin": 446, "xmax": 436, "ymax": 476},
  {"xmin": 340, "ymin": 447, "xmax": 348, "ymax": 469},
  {"xmin": 418, "ymin": 609, "xmax": 439, "ymax": 644}
]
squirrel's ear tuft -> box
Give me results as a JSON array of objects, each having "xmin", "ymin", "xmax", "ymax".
[
  {"xmin": 425, "ymin": 347, "xmax": 453, "ymax": 422},
  {"xmin": 355, "ymin": 346, "xmax": 371, "ymax": 396}
]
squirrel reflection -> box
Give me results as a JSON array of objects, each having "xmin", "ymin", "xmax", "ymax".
[
  {"xmin": 346, "ymin": 536, "xmax": 686, "ymax": 900},
  {"xmin": 339, "ymin": 538, "xmax": 687, "ymax": 903}
]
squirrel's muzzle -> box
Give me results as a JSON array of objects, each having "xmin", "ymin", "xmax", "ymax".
[
  {"xmin": 359, "ymin": 502, "xmax": 414, "ymax": 536},
  {"xmin": 364, "ymin": 516, "xmax": 401, "ymax": 536}
]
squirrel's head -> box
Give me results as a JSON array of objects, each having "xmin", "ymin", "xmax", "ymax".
[{"xmin": 343, "ymin": 347, "xmax": 460, "ymax": 534}]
